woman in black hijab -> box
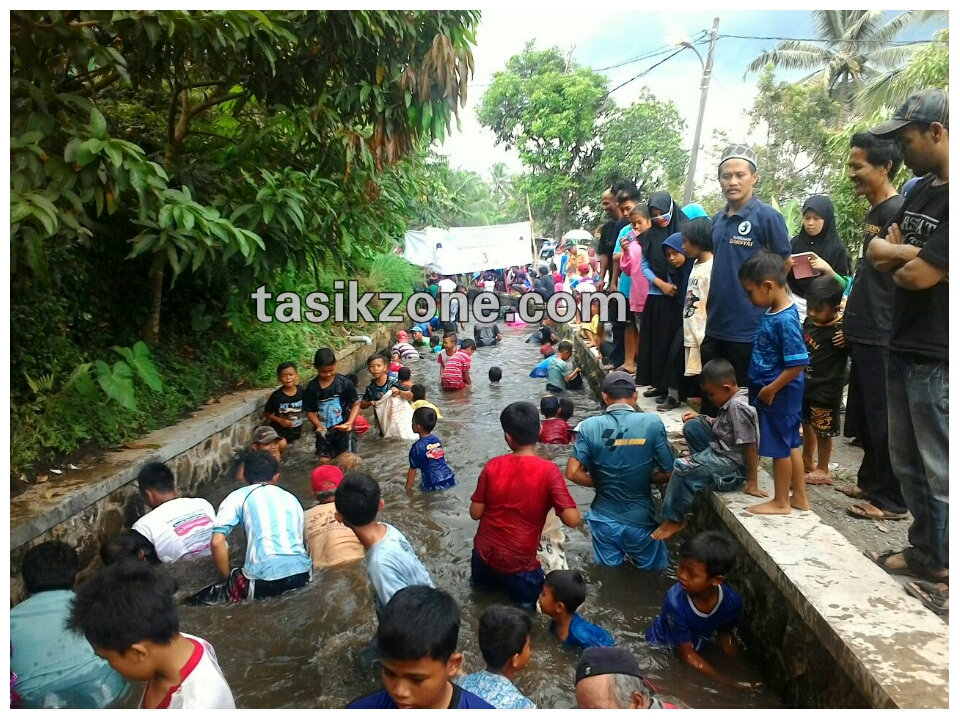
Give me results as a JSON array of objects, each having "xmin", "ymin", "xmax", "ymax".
[
  {"xmin": 636, "ymin": 191, "xmax": 687, "ymax": 397},
  {"xmin": 788, "ymin": 195, "xmax": 851, "ymax": 304}
]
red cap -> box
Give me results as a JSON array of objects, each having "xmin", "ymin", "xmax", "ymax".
[
  {"xmin": 578, "ymin": 263, "xmax": 590, "ymax": 274},
  {"xmin": 311, "ymin": 465, "xmax": 344, "ymax": 494}
]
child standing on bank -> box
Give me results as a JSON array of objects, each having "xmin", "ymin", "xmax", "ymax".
[
  {"xmin": 801, "ymin": 275, "xmax": 848, "ymax": 486},
  {"xmin": 679, "ymin": 217, "xmax": 714, "ymax": 382},
  {"xmin": 738, "ymin": 252, "xmax": 811, "ymax": 516},
  {"xmin": 263, "ymin": 362, "xmax": 304, "ymax": 447},
  {"xmin": 539, "ymin": 569, "xmax": 614, "ymax": 650},
  {"xmin": 646, "ymin": 532, "xmax": 757, "ymax": 691},
  {"xmin": 407, "ymin": 407, "xmax": 457, "ymax": 492}
]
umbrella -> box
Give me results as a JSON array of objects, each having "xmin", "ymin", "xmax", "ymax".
[{"xmin": 562, "ymin": 229, "xmax": 593, "ymax": 243}]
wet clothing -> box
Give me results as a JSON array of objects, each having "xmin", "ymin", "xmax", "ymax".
[
  {"xmin": 646, "ymin": 583, "xmax": 742, "ymax": 653},
  {"xmin": 529, "ymin": 357, "xmax": 551, "ymax": 379},
  {"xmin": 303, "ymin": 374, "xmax": 358, "ymax": 458},
  {"xmin": 471, "ymin": 454, "xmax": 577, "ymax": 575},
  {"xmin": 456, "ymin": 671, "xmax": 536, "ymax": 710},
  {"xmin": 551, "ymin": 613, "xmax": 615, "ymax": 650},
  {"xmin": 410, "ymin": 399, "xmax": 443, "ymax": 419},
  {"xmin": 303, "ymin": 503, "xmax": 364, "ymax": 570},
  {"xmin": 441, "ymin": 350, "xmax": 471, "ymax": 390},
  {"xmin": 788, "ymin": 195, "xmax": 851, "ymax": 299},
  {"xmin": 408, "ymin": 434, "xmax": 457, "ymax": 491},
  {"xmin": 265, "ymin": 385, "xmax": 304, "ymax": 442},
  {"xmin": 139, "ymin": 634, "xmax": 234, "ymax": 709},
  {"xmin": 10, "ymin": 590, "xmax": 127, "ymax": 709},
  {"xmin": 539, "ymin": 418, "xmax": 574, "ymax": 444},
  {"xmin": 707, "ymin": 197, "xmax": 792, "ymax": 343},
  {"xmin": 367, "ymin": 523, "xmax": 434, "ymax": 616},
  {"xmin": 132, "ymin": 497, "xmax": 215, "ymax": 564},
  {"xmin": 474, "ymin": 322, "xmax": 502, "ymax": 347},
  {"xmin": 546, "ymin": 356, "xmax": 573, "ymax": 391},
  {"xmin": 471, "ymin": 551, "xmax": 545, "ymax": 608},
  {"xmin": 348, "ymin": 684, "xmax": 494, "ymax": 709},
  {"xmin": 363, "ymin": 376, "xmax": 398, "ymax": 404}
]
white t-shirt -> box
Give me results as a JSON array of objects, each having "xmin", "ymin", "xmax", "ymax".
[
  {"xmin": 438, "ymin": 278, "xmax": 457, "ymax": 294},
  {"xmin": 142, "ymin": 634, "xmax": 235, "ymax": 709},
  {"xmin": 132, "ymin": 497, "xmax": 216, "ymax": 564}
]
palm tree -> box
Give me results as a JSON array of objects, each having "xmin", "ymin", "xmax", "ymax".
[
  {"xmin": 744, "ymin": 10, "xmax": 948, "ymax": 115},
  {"xmin": 488, "ymin": 162, "xmax": 514, "ymax": 214}
]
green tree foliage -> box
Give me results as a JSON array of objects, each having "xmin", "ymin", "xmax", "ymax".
[
  {"xmin": 9, "ymin": 10, "xmax": 479, "ymax": 476},
  {"xmin": 477, "ymin": 42, "xmax": 610, "ymax": 238},
  {"xmin": 586, "ymin": 91, "xmax": 689, "ymax": 216},
  {"xmin": 744, "ymin": 10, "xmax": 947, "ymax": 116},
  {"xmin": 858, "ymin": 28, "xmax": 949, "ymax": 115}
]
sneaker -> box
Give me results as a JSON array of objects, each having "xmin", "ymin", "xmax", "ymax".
[{"xmin": 642, "ymin": 387, "xmax": 662, "ymax": 398}]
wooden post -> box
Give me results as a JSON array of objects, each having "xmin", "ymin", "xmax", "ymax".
[{"xmin": 527, "ymin": 194, "xmax": 536, "ymax": 266}]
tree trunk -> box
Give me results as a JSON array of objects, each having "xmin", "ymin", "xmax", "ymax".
[{"xmin": 143, "ymin": 253, "xmax": 165, "ymax": 346}]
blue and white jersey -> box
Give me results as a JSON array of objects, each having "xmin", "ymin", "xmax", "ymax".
[
  {"xmin": 213, "ymin": 483, "xmax": 312, "ymax": 581},
  {"xmin": 456, "ymin": 671, "xmax": 536, "ymax": 709}
]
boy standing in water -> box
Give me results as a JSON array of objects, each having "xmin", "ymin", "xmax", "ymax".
[
  {"xmin": 407, "ymin": 407, "xmax": 457, "ymax": 492},
  {"xmin": 263, "ymin": 361, "xmax": 304, "ymax": 447},
  {"xmin": 470, "ymin": 402, "xmax": 580, "ymax": 608},
  {"xmin": 441, "ymin": 339, "xmax": 475, "ymax": 391},
  {"xmin": 303, "ymin": 348, "xmax": 361, "ymax": 464},
  {"xmin": 455, "ymin": 605, "xmax": 536, "ymax": 709}
]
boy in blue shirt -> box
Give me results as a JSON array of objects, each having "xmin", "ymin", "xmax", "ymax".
[
  {"xmin": 406, "ymin": 407, "xmax": 457, "ymax": 492},
  {"xmin": 646, "ymin": 532, "xmax": 757, "ymax": 691},
  {"xmin": 347, "ymin": 586, "xmax": 494, "ymax": 709},
  {"xmin": 539, "ymin": 569, "xmax": 614, "ymax": 650},
  {"xmin": 738, "ymin": 251, "xmax": 811, "ymax": 516}
]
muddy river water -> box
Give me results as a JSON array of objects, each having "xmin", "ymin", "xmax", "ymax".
[{"xmin": 118, "ymin": 323, "xmax": 781, "ymax": 709}]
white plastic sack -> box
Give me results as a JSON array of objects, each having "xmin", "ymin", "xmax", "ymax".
[
  {"xmin": 374, "ymin": 394, "xmax": 418, "ymax": 441},
  {"xmin": 537, "ymin": 509, "xmax": 568, "ymax": 572}
]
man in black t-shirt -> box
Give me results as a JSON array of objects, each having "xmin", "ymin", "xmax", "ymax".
[
  {"xmin": 865, "ymin": 89, "xmax": 949, "ymax": 586},
  {"xmin": 838, "ymin": 132, "xmax": 908, "ymax": 520},
  {"xmin": 597, "ymin": 186, "xmax": 629, "ymax": 293}
]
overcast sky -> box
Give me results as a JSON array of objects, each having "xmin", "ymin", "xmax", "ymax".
[{"xmin": 437, "ymin": 8, "xmax": 946, "ymax": 193}]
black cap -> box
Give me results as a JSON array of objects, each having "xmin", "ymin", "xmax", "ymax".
[
  {"xmin": 601, "ymin": 370, "xmax": 636, "ymax": 394},
  {"xmin": 576, "ymin": 647, "xmax": 644, "ymax": 684},
  {"xmin": 870, "ymin": 88, "xmax": 949, "ymax": 137}
]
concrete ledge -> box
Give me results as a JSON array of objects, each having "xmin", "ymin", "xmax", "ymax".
[
  {"xmin": 566, "ymin": 327, "xmax": 948, "ymax": 709},
  {"xmin": 10, "ymin": 325, "xmax": 395, "ymax": 601}
]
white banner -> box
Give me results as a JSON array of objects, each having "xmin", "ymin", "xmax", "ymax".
[{"xmin": 403, "ymin": 221, "xmax": 533, "ymax": 274}]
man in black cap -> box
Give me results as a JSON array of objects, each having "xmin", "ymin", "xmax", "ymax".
[
  {"xmin": 699, "ymin": 143, "xmax": 792, "ymax": 416},
  {"xmin": 565, "ymin": 371, "xmax": 674, "ymax": 571},
  {"xmin": 575, "ymin": 647, "xmax": 676, "ymax": 709},
  {"xmin": 863, "ymin": 89, "xmax": 949, "ymax": 603}
]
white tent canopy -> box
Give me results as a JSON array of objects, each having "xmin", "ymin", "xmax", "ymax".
[{"xmin": 562, "ymin": 229, "xmax": 593, "ymax": 243}]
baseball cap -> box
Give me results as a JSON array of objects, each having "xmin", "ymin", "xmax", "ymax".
[
  {"xmin": 565, "ymin": 238, "xmax": 576, "ymax": 248},
  {"xmin": 578, "ymin": 263, "xmax": 590, "ymax": 274},
  {"xmin": 411, "ymin": 327, "xmax": 423, "ymax": 335},
  {"xmin": 601, "ymin": 370, "xmax": 636, "ymax": 394},
  {"xmin": 311, "ymin": 465, "xmax": 344, "ymax": 494},
  {"xmin": 575, "ymin": 647, "xmax": 645, "ymax": 684},
  {"xmin": 253, "ymin": 426, "xmax": 280, "ymax": 444},
  {"xmin": 870, "ymin": 88, "xmax": 949, "ymax": 138},
  {"xmin": 718, "ymin": 143, "xmax": 758, "ymax": 172},
  {"xmin": 396, "ymin": 330, "xmax": 409, "ymax": 342}
]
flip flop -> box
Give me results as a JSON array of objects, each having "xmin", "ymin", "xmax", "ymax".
[
  {"xmin": 905, "ymin": 580, "xmax": 949, "ymax": 616},
  {"xmin": 864, "ymin": 549, "xmax": 914, "ymax": 577},
  {"xmin": 836, "ymin": 484, "xmax": 866, "ymax": 499},
  {"xmin": 847, "ymin": 502, "xmax": 908, "ymax": 521}
]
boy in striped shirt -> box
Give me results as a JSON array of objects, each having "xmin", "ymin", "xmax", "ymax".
[
  {"xmin": 186, "ymin": 451, "xmax": 312, "ymax": 604},
  {"xmin": 440, "ymin": 339, "xmax": 475, "ymax": 391}
]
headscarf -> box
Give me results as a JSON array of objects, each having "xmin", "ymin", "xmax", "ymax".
[
  {"xmin": 662, "ymin": 232, "xmax": 694, "ymax": 308},
  {"xmin": 788, "ymin": 195, "xmax": 851, "ymax": 298},
  {"xmin": 681, "ymin": 203, "xmax": 709, "ymax": 220},
  {"xmin": 639, "ymin": 191, "xmax": 687, "ymax": 281}
]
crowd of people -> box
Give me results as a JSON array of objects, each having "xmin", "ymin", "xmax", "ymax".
[{"xmin": 9, "ymin": 90, "xmax": 948, "ymax": 710}]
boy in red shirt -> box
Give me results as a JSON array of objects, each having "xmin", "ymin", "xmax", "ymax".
[
  {"xmin": 539, "ymin": 395, "xmax": 574, "ymax": 445},
  {"xmin": 440, "ymin": 339, "xmax": 475, "ymax": 391},
  {"xmin": 470, "ymin": 401, "xmax": 581, "ymax": 608}
]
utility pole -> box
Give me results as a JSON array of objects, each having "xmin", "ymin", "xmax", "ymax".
[{"xmin": 682, "ymin": 17, "xmax": 719, "ymax": 206}]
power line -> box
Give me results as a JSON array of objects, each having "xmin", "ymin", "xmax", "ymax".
[
  {"xmin": 717, "ymin": 33, "xmax": 934, "ymax": 45},
  {"xmin": 605, "ymin": 47, "xmax": 687, "ymax": 96}
]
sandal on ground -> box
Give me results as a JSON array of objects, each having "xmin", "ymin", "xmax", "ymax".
[
  {"xmin": 847, "ymin": 502, "xmax": 907, "ymax": 521},
  {"xmin": 905, "ymin": 580, "xmax": 949, "ymax": 616},
  {"xmin": 805, "ymin": 472, "xmax": 834, "ymax": 486},
  {"xmin": 836, "ymin": 484, "xmax": 866, "ymax": 499},
  {"xmin": 642, "ymin": 387, "xmax": 662, "ymax": 398},
  {"xmin": 865, "ymin": 550, "xmax": 949, "ymax": 584}
]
